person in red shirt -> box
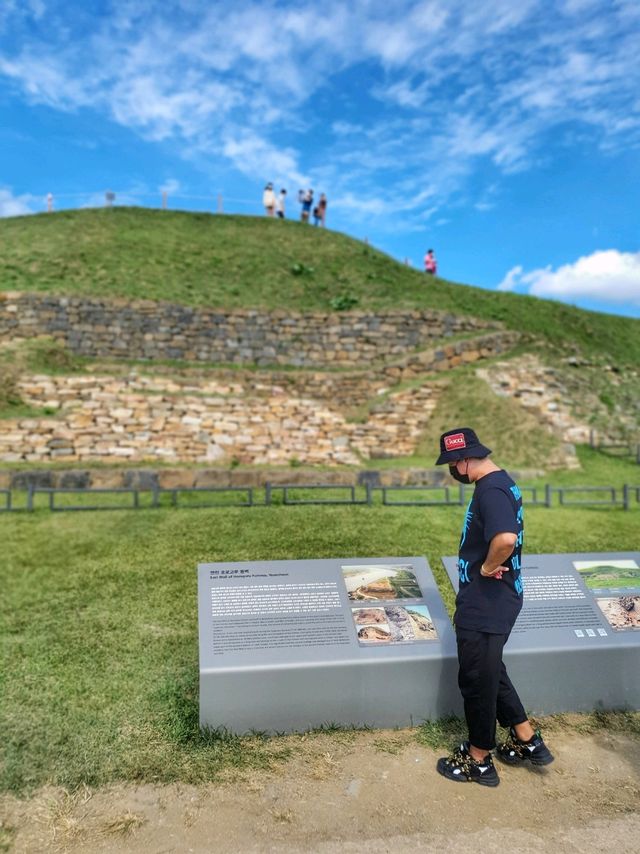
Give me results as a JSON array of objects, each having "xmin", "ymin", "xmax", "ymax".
[{"xmin": 424, "ymin": 248, "xmax": 437, "ymax": 275}]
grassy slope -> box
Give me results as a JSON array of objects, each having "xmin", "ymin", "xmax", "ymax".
[
  {"xmin": 1, "ymin": 211, "xmax": 639, "ymax": 794},
  {"xmin": 1, "ymin": 208, "xmax": 639, "ymax": 367},
  {"xmin": 2, "ymin": 504, "xmax": 638, "ymax": 793}
]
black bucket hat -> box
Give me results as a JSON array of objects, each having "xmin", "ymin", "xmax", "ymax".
[{"xmin": 435, "ymin": 427, "xmax": 492, "ymax": 465}]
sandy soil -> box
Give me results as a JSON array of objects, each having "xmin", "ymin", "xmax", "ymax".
[{"xmin": 2, "ymin": 729, "xmax": 639, "ymax": 854}]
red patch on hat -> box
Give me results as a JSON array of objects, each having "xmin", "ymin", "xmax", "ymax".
[{"xmin": 444, "ymin": 432, "xmax": 466, "ymax": 451}]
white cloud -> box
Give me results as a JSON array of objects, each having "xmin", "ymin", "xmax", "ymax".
[
  {"xmin": 498, "ymin": 251, "xmax": 640, "ymax": 307},
  {"xmin": 0, "ymin": 0, "xmax": 639, "ymax": 227},
  {"xmin": 222, "ymin": 132, "xmax": 307, "ymax": 186},
  {"xmin": 159, "ymin": 178, "xmax": 180, "ymax": 195},
  {"xmin": 0, "ymin": 188, "xmax": 38, "ymax": 216}
]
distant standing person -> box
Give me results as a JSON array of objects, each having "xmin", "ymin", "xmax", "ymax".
[
  {"xmin": 424, "ymin": 248, "xmax": 437, "ymax": 275},
  {"xmin": 263, "ymin": 183, "xmax": 276, "ymax": 217},
  {"xmin": 312, "ymin": 205, "xmax": 321, "ymax": 226},
  {"xmin": 298, "ymin": 189, "xmax": 313, "ymax": 223},
  {"xmin": 276, "ymin": 188, "xmax": 287, "ymax": 219},
  {"xmin": 318, "ymin": 193, "xmax": 327, "ymax": 227}
]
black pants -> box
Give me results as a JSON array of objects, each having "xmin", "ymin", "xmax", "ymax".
[{"xmin": 456, "ymin": 627, "xmax": 528, "ymax": 751}]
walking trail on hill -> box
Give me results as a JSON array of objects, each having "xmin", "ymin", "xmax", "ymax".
[{"xmin": 2, "ymin": 728, "xmax": 639, "ymax": 853}]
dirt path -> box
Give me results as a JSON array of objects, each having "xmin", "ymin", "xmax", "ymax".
[{"xmin": 2, "ymin": 729, "xmax": 639, "ymax": 853}]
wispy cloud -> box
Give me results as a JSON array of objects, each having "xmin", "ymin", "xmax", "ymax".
[
  {"xmin": 0, "ymin": 187, "xmax": 38, "ymax": 216},
  {"xmin": 497, "ymin": 250, "xmax": 640, "ymax": 308},
  {"xmin": 0, "ymin": 1, "xmax": 639, "ymax": 227}
]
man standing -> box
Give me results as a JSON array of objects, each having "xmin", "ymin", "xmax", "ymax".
[
  {"xmin": 318, "ymin": 192, "xmax": 327, "ymax": 226},
  {"xmin": 298, "ymin": 188, "xmax": 313, "ymax": 222},
  {"xmin": 262, "ymin": 183, "xmax": 276, "ymax": 216},
  {"xmin": 276, "ymin": 188, "xmax": 287, "ymax": 219},
  {"xmin": 435, "ymin": 427, "xmax": 554, "ymax": 787}
]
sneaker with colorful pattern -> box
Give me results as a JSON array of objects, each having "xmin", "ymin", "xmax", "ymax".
[
  {"xmin": 496, "ymin": 727, "xmax": 554, "ymax": 766},
  {"xmin": 436, "ymin": 741, "xmax": 500, "ymax": 787}
]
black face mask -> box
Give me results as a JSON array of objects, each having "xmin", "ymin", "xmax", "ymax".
[{"xmin": 449, "ymin": 464, "xmax": 471, "ymax": 484}]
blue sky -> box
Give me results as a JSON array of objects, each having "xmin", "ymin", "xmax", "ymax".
[{"xmin": 1, "ymin": 0, "xmax": 639, "ymax": 318}]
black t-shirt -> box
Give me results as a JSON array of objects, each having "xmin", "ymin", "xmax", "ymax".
[{"xmin": 454, "ymin": 469, "xmax": 524, "ymax": 634}]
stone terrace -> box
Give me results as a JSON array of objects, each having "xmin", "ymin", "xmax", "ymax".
[
  {"xmin": 2, "ymin": 374, "xmax": 441, "ymax": 465},
  {"xmin": 0, "ymin": 292, "xmax": 499, "ymax": 367}
]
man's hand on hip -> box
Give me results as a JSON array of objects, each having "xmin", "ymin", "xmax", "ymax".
[{"xmin": 480, "ymin": 564, "xmax": 510, "ymax": 580}]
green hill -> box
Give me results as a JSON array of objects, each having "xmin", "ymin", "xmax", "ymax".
[{"xmin": 1, "ymin": 207, "xmax": 639, "ymax": 367}]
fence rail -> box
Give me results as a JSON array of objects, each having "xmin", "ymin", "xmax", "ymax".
[{"xmin": 1, "ymin": 483, "xmax": 639, "ymax": 513}]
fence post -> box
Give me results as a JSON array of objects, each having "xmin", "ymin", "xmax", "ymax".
[
  {"xmin": 162, "ymin": 191, "xmax": 168, "ymax": 210},
  {"xmin": 47, "ymin": 192, "xmax": 53, "ymax": 212},
  {"xmin": 545, "ymin": 484, "xmax": 552, "ymax": 508},
  {"xmin": 27, "ymin": 484, "xmax": 34, "ymax": 512},
  {"xmin": 265, "ymin": 481, "xmax": 272, "ymax": 505},
  {"xmin": 366, "ymin": 482, "xmax": 372, "ymax": 506},
  {"xmin": 589, "ymin": 429, "xmax": 596, "ymax": 448},
  {"xmin": 217, "ymin": 193, "xmax": 223, "ymax": 213},
  {"xmin": 623, "ymin": 484, "xmax": 629, "ymax": 511},
  {"xmin": 637, "ymin": 444, "xmax": 640, "ymax": 465}
]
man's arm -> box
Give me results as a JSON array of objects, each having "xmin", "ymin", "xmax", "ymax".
[{"xmin": 480, "ymin": 531, "xmax": 517, "ymax": 578}]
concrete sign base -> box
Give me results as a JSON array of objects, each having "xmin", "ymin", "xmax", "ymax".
[
  {"xmin": 198, "ymin": 556, "xmax": 460, "ymax": 734},
  {"xmin": 442, "ymin": 552, "xmax": 640, "ymax": 714}
]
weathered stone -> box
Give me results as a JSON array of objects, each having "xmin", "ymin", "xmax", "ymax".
[
  {"xmin": 193, "ymin": 469, "xmax": 232, "ymax": 488},
  {"xmin": 58, "ymin": 471, "xmax": 91, "ymax": 489},
  {"xmin": 122, "ymin": 470, "xmax": 159, "ymax": 490},
  {"xmin": 157, "ymin": 470, "xmax": 196, "ymax": 489}
]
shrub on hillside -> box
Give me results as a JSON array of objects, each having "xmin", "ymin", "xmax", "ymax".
[
  {"xmin": 0, "ymin": 364, "xmax": 23, "ymax": 409},
  {"xmin": 329, "ymin": 294, "xmax": 359, "ymax": 311}
]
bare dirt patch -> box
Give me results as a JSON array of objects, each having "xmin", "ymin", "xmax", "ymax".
[{"xmin": 2, "ymin": 729, "xmax": 639, "ymax": 853}]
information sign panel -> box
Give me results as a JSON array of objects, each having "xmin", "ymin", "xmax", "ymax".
[
  {"xmin": 198, "ymin": 556, "xmax": 460, "ymax": 733},
  {"xmin": 442, "ymin": 552, "xmax": 640, "ymax": 713}
]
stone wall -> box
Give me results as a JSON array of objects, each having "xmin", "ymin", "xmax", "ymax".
[
  {"xmin": 0, "ymin": 291, "xmax": 498, "ymax": 367},
  {"xmin": 0, "ymin": 374, "xmax": 441, "ymax": 465},
  {"xmin": 158, "ymin": 329, "xmax": 518, "ymax": 409},
  {"xmin": 477, "ymin": 355, "xmax": 594, "ymax": 447},
  {"xmin": 0, "ymin": 465, "xmax": 545, "ymax": 492},
  {"xmin": 0, "ymin": 329, "xmax": 521, "ymax": 465},
  {"xmin": 476, "ymin": 355, "xmax": 590, "ymax": 468}
]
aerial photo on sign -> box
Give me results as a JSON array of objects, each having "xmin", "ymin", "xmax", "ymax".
[
  {"xmin": 342, "ymin": 564, "xmax": 423, "ymax": 601},
  {"xmin": 573, "ymin": 559, "xmax": 640, "ymax": 589},
  {"xmin": 572, "ymin": 559, "xmax": 640, "ymax": 631}
]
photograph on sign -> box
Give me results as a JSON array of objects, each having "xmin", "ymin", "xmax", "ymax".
[
  {"xmin": 405, "ymin": 605, "xmax": 438, "ymax": 640},
  {"xmin": 353, "ymin": 607, "xmax": 387, "ymax": 625},
  {"xmin": 352, "ymin": 603, "xmax": 438, "ymax": 645},
  {"xmin": 356, "ymin": 621, "xmax": 393, "ymax": 643},
  {"xmin": 572, "ymin": 559, "xmax": 640, "ymax": 590},
  {"xmin": 342, "ymin": 564, "xmax": 422, "ymax": 601},
  {"xmin": 596, "ymin": 595, "xmax": 640, "ymax": 631}
]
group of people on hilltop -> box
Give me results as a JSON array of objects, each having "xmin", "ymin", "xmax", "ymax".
[
  {"xmin": 263, "ymin": 181, "xmax": 435, "ymax": 268},
  {"xmin": 262, "ymin": 183, "xmax": 327, "ymax": 226}
]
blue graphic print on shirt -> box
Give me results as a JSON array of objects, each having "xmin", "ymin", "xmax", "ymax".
[
  {"xmin": 454, "ymin": 469, "xmax": 525, "ymax": 634},
  {"xmin": 458, "ymin": 557, "xmax": 470, "ymax": 583},
  {"xmin": 460, "ymin": 500, "xmax": 473, "ymax": 547}
]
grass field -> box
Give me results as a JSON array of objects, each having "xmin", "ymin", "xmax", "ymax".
[
  {"xmin": 1, "ymin": 207, "xmax": 639, "ymax": 799},
  {"xmin": 1, "ymin": 208, "xmax": 639, "ymax": 367},
  {"xmin": 2, "ymin": 502, "xmax": 638, "ymax": 795}
]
